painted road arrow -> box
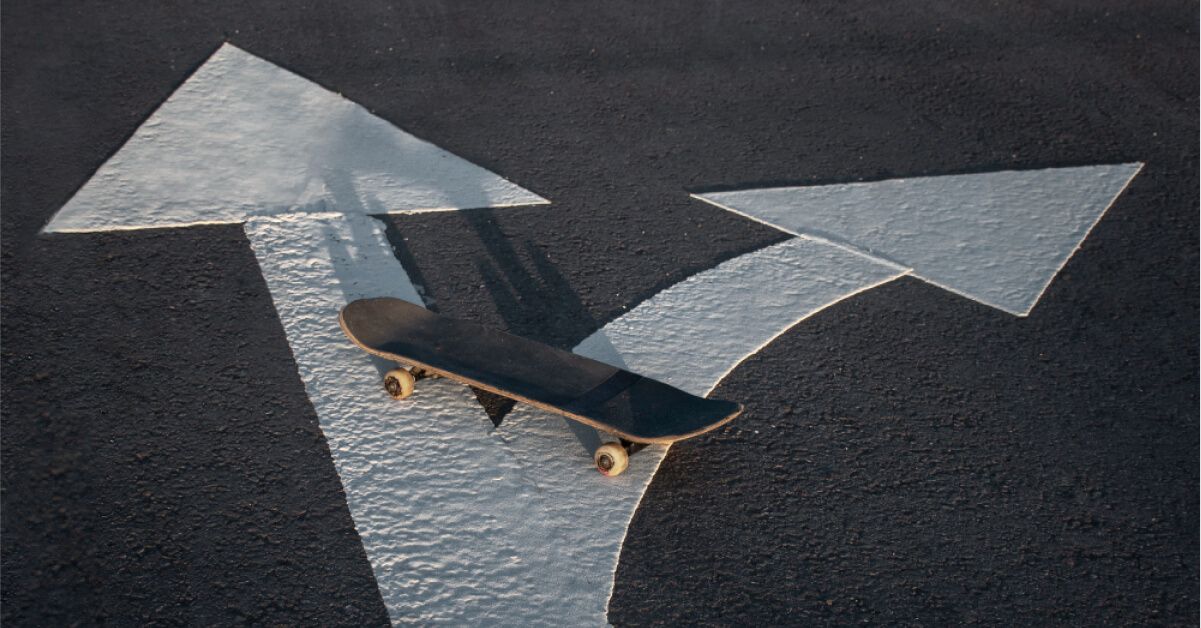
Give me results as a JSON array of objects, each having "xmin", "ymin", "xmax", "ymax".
[
  {"xmin": 35, "ymin": 42, "xmax": 899, "ymax": 623},
  {"xmin": 37, "ymin": 42, "xmax": 1143, "ymax": 624},
  {"xmin": 45, "ymin": 44, "xmax": 546, "ymax": 232},
  {"xmin": 694, "ymin": 164, "xmax": 1142, "ymax": 316}
]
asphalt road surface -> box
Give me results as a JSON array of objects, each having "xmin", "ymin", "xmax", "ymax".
[{"xmin": 3, "ymin": 1, "xmax": 1197, "ymax": 625}]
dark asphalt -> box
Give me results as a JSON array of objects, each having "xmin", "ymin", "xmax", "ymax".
[{"xmin": 3, "ymin": 1, "xmax": 1197, "ymax": 625}]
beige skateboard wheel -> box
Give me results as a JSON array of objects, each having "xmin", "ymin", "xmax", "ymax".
[
  {"xmin": 594, "ymin": 443, "xmax": 629, "ymax": 477},
  {"xmin": 383, "ymin": 368, "xmax": 416, "ymax": 400}
]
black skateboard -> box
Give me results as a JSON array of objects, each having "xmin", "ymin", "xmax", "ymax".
[{"xmin": 339, "ymin": 297, "xmax": 743, "ymax": 476}]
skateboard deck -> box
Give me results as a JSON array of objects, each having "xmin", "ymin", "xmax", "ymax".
[{"xmin": 339, "ymin": 297, "xmax": 743, "ymax": 475}]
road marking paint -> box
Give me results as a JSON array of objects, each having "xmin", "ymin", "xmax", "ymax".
[
  {"xmin": 566, "ymin": 236, "xmax": 905, "ymax": 615},
  {"xmin": 244, "ymin": 214, "xmax": 905, "ymax": 624},
  {"xmin": 43, "ymin": 44, "xmax": 546, "ymax": 234},
  {"xmin": 33, "ymin": 38, "xmax": 945, "ymax": 625},
  {"xmin": 244, "ymin": 212, "xmax": 649, "ymax": 625},
  {"xmin": 694, "ymin": 164, "xmax": 1142, "ymax": 316},
  {"xmin": 576, "ymin": 237, "xmax": 907, "ymax": 396}
]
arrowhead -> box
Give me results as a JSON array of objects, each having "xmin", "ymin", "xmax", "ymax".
[
  {"xmin": 45, "ymin": 44, "xmax": 547, "ymax": 233},
  {"xmin": 694, "ymin": 164, "xmax": 1142, "ymax": 316}
]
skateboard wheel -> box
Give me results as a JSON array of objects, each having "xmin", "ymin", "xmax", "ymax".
[
  {"xmin": 594, "ymin": 443, "xmax": 629, "ymax": 477},
  {"xmin": 383, "ymin": 368, "xmax": 416, "ymax": 400}
]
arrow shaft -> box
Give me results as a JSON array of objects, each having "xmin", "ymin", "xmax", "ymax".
[{"xmin": 239, "ymin": 212, "xmax": 907, "ymax": 623}]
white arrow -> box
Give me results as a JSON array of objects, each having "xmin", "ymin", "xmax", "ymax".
[
  {"xmin": 42, "ymin": 42, "xmax": 1056, "ymax": 624},
  {"xmin": 532, "ymin": 237, "xmax": 906, "ymax": 617},
  {"xmin": 241, "ymin": 211, "xmax": 908, "ymax": 624},
  {"xmin": 693, "ymin": 164, "xmax": 1142, "ymax": 316},
  {"xmin": 44, "ymin": 43, "xmax": 546, "ymax": 233},
  {"xmin": 43, "ymin": 42, "xmax": 901, "ymax": 625}
]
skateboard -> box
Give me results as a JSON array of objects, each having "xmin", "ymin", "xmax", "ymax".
[{"xmin": 339, "ymin": 297, "xmax": 743, "ymax": 476}]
